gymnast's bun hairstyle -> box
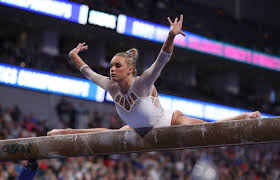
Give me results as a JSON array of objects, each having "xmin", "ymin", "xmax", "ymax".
[
  {"xmin": 126, "ymin": 48, "xmax": 138, "ymax": 60},
  {"xmin": 115, "ymin": 48, "xmax": 138, "ymax": 76}
]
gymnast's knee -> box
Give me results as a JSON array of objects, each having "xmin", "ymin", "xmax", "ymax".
[{"xmin": 171, "ymin": 110, "xmax": 185, "ymax": 125}]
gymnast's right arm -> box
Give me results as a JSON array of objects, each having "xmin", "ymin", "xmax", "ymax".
[{"xmin": 69, "ymin": 42, "xmax": 111, "ymax": 90}]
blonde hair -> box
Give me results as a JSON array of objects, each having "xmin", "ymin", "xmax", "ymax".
[{"xmin": 115, "ymin": 48, "xmax": 138, "ymax": 76}]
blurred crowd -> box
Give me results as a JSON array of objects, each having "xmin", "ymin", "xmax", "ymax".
[
  {"xmin": 1, "ymin": 103, "xmax": 280, "ymax": 179},
  {"xmin": 55, "ymin": 97, "xmax": 123, "ymax": 129}
]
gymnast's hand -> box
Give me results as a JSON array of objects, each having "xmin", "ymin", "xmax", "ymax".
[
  {"xmin": 69, "ymin": 42, "xmax": 88, "ymax": 57},
  {"xmin": 47, "ymin": 128, "xmax": 72, "ymax": 136},
  {"xmin": 167, "ymin": 14, "xmax": 186, "ymax": 38}
]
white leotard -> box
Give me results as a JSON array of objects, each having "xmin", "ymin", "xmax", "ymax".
[
  {"xmin": 80, "ymin": 50, "xmax": 173, "ymax": 128},
  {"xmin": 114, "ymin": 77, "xmax": 173, "ymax": 128}
]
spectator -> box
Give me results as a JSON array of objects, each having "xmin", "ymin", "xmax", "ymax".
[
  {"xmin": 10, "ymin": 105, "xmax": 21, "ymax": 122},
  {"xmin": 108, "ymin": 113, "xmax": 122, "ymax": 129},
  {"xmin": 56, "ymin": 97, "xmax": 77, "ymax": 129},
  {"xmin": 17, "ymin": 160, "xmax": 38, "ymax": 180},
  {"xmin": 75, "ymin": 103, "xmax": 89, "ymax": 129}
]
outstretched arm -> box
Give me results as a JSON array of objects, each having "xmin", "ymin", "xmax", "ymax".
[
  {"xmin": 139, "ymin": 15, "xmax": 186, "ymax": 86},
  {"xmin": 69, "ymin": 43, "xmax": 112, "ymax": 90},
  {"xmin": 69, "ymin": 42, "xmax": 88, "ymax": 69}
]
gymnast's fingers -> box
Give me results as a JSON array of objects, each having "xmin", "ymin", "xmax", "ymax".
[
  {"xmin": 179, "ymin": 14, "xmax": 183, "ymax": 25},
  {"xmin": 77, "ymin": 42, "xmax": 85, "ymax": 49},
  {"xmin": 167, "ymin": 17, "xmax": 173, "ymax": 25},
  {"xmin": 80, "ymin": 45, "xmax": 88, "ymax": 51},
  {"xmin": 174, "ymin": 17, "xmax": 178, "ymax": 24}
]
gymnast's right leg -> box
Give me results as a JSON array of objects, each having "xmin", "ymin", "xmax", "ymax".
[
  {"xmin": 171, "ymin": 110, "xmax": 206, "ymax": 125},
  {"xmin": 170, "ymin": 110, "xmax": 261, "ymax": 126}
]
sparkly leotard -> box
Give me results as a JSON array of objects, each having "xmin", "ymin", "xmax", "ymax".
[
  {"xmin": 113, "ymin": 77, "xmax": 173, "ymax": 128},
  {"xmin": 80, "ymin": 50, "xmax": 173, "ymax": 128}
]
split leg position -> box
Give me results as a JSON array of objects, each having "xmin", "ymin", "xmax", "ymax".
[
  {"xmin": 171, "ymin": 110, "xmax": 261, "ymax": 125},
  {"xmin": 47, "ymin": 111, "xmax": 261, "ymax": 136}
]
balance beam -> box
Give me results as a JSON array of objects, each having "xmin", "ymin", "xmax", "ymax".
[{"xmin": 0, "ymin": 117, "xmax": 279, "ymax": 162}]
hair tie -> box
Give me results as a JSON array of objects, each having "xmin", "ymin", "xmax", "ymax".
[{"xmin": 126, "ymin": 49, "xmax": 136, "ymax": 57}]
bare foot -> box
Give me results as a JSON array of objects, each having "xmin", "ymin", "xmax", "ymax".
[
  {"xmin": 47, "ymin": 128, "xmax": 72, "ymax": 136},
  {"xmin": 243, "ymin": 111, "xmax": 261, "ymax": 119}
]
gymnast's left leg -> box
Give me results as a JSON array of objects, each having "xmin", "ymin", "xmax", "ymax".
[{"xmin": 171, "ymin": 110, "xmax": 261, "ymax": 125}]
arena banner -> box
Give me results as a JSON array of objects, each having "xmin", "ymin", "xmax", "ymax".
[
  {"xmin": 0, "ymin": 63, "xmax": 105, "ymax": 102},
  {"xmin": 0, "ymin": 0, "xmax": 89, "ymax": 24},
  {"xmin": 116, "ymin": 14, "xmax": 280, "ymax": 72},
  {"xmin": 88, "ymin": 10, "xmax": 117, "ymax": 29}
]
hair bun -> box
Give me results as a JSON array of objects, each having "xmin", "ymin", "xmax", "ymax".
[{"xmin": 126, "ymin": 48, "xmax": 138, "ymax": 60}]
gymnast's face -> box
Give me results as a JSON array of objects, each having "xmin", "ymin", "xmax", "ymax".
[{"xmin": 110, "ymin": 56, "xmax": 133, "ymax": 81}]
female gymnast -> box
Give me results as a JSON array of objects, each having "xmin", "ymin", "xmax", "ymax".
[{"xmin": 48, "ymin": 15, "xmax": 261, "ymax": 136}]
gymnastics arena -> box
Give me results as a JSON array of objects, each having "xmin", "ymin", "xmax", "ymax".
[{"xmin": 0, "ymin": 0, "xmax": 280, "ymax": 179}]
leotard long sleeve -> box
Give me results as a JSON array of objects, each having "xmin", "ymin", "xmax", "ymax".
[{"xmin": 80, "ymin": 50, "xmax": 173, "ymax": 128}]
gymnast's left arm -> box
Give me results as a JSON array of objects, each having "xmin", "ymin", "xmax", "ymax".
[{"xmin": 139, "ymin": 14, "xmax": 186, "ymax": 86}]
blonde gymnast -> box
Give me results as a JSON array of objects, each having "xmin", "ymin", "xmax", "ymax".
[{"xmin": 48, "ymin": 15, "xmax": 260, "ymax": 136}]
